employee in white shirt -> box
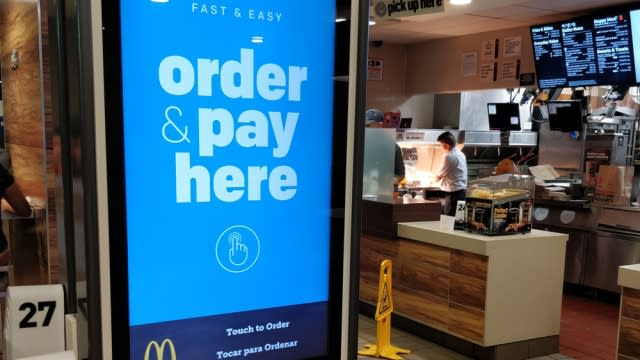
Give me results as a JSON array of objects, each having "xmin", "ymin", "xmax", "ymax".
[{"xmin": 435, "ymin": 131, "xmax": 467, "ymax": 216}]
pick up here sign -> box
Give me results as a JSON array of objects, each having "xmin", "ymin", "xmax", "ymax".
[{"xmin": 372, "ymin": 0, "xmax": 444, "ymax": 20}]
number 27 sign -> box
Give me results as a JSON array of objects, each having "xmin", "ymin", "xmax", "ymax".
[{"xmin": 5, "ymin": 285, "xmax": 65, "ymax": 360}]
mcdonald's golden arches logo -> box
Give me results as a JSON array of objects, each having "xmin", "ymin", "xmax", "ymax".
[{"xmin": 144, "ymin": 338, "xmax": 177, "ymax": 360}]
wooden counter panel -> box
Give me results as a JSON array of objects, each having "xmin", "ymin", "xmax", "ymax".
[
  {"xmin": 361, "ymin": 259, "xmax": 449, "ymax": 302},
  {"xmin": 362, "ymin": 198, "xmax": 440, "ymax": 238},
  {"xmin": 361, "ymin": 234, "xmax": 400, "ymax": 259},
  {"xmin": 360, "ymin": 233, "xmax": 488, "ymax": 342},
  {"xmin": 361, "ymin": 277, "xmax": 449, "ymax": 330},
  {"xmin": 361, "ymin": 234, "xmax": 450, "ymax": 269},
  {"xmin": 450, "ymin": 273, "xmax": 486, "ymax": 310},
  {"xmin": 360, "ymin": 278, "xmax": 379, "ymax": 304},
  {"xmin": 619, "ymin": 317, "xmax": 640, "ymax": 359},
  {"xmin": 622, "ymin": 287, "xmax": 640, "ymax": 321},
  {"xmin": 398, "ymin": 239, "xmax": 450, "ymax": 269},
  {"xmin": 449, "ymin": 303, "xmax": 484, "ymax": 343},
  {"xmin": 364, "ymin": 224, "xmax": 567, "ymax": 348},
  {"xmin": 451, "ymin": 249, "xmax": 488, "ymax": 281},
  {"xmin": 360, "ymin": 246, "xmax": 388, "ymax": 279},
  {"xmin": 394, "ymin": 288, "xmax": 449, "ymax": 330},
  {"xmin": 360, "ymin": 234, "xmax": 400, "ymax": 285},
  {"xmin": 395, "ymin": 262, "xmax": 449, "ymax": 299},
  {"xmin": 360, "ymin": 266, "xmax": 449, "ymax": 303}
]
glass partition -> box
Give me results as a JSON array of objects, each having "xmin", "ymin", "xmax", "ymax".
[{"xmin": 363, "ymin": 128, "xmax": 396, "ymax": 196}]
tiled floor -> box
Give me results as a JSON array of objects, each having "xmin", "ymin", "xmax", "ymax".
[
  {"xmin": 557, "ymin": 293, "xmax": 620, "ymax": 360},
  {"xmin": 357, "ymin": 293, "xmax": 620, "ymax": 360}
]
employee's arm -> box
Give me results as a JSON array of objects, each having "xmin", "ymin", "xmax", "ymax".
[
  {"xmin": 394, "ymin": 145, "xmax": 405, "ymax": 185},
  {"xmin": 3, "ymin": 184, "xmax": 32, "ymax": 217},
  {"xmin": 436, "ymin": 154, "xmax": 452, "ymax": 181}
]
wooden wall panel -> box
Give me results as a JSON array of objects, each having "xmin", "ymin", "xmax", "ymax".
[
  {"xmin": 0, "ymin": 0, "xmax": 45, "ymax": 197},
  {"xmin": 1, "ymin": 2, "xmax": 44, "ymax": 149},
  {"xmin": 0, "ymin": 0, "xmax": 54, "ymax": 284},
  {"xmin": 5, "ymin": 143, "xmax": 43, "ymax": 199}
]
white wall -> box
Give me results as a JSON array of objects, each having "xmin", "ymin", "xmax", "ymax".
[
  {"xmin": 406, "ymin": 26, "xmax": 535, "ymax": 94},
  {"xmin": 366, "ymin": 43, "xmax": 408, "ymax": 111},
  {"xmin": 365, "ymin": 26, "xmax": 537, "ymax": 128}
]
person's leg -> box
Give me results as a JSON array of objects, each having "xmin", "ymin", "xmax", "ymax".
[
  {"xmin": 0, "ymin": 243, "xmax": 8, "ymax": 291},
  {"xmin": 443, "ymin": 193, "xmax": 452, "ymax": 216},
  {"xmin": 449, "ymin": 190, "xmax": 466, "ymax": 216},
  {"xmin": 0, "ymin": 249, "xmax": 8, "ymax": 267},
  {"xmin": 0, "ymin": 239, "xmax": 8, "ymax": 267}
]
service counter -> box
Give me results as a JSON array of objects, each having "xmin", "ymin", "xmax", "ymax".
[
  {"xmin": 616, "ymin": 265, "xmax": 640, "ymax": 359},
  {"xmin": 359, "ymin": 221, "xmax": 567, "ymax": 359},
  {"xmin": 361, "ymin": 195, "xmax": 440, "ymax": 238}
]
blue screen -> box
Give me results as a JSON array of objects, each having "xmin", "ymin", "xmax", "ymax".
[{"xmin": 119, "ymin": 1, "xmax": 337, "ymax": 358}]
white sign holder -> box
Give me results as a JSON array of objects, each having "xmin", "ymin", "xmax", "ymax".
[
  {"xmin": 4, "ymin": 285, "xmax": 65, "ymax": 360},
  {"xmin": 16, "ymin": 351, "xmax": 75, "ymax": 360}
]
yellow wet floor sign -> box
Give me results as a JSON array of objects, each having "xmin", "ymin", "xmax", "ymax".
[{"xmin": 358, "ymin": 259, "xmax": 411, "ymax": 359}]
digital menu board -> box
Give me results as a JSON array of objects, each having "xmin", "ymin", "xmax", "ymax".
[
  {"xmin": 101, "ymin": 0, "xmax": 357, "ymax": 358},
  {"xmin": 531, "ymin": 8, "xmax": 638, "ymax": 88}
]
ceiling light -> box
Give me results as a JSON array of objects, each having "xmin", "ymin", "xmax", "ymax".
[
  {"xmin": 336, "ymin": 17, "xmax": 347, "ymax": 23},
  {"xmin": 369, "ymin": 16, "xmax": 376, "ymax": 26},
  {"xmin": 450, "ymin": 0, "xmax": 471, "ymax": 5}
]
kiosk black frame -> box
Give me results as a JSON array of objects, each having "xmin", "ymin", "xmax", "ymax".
[{"xmin": 100, "ymin": 1, "xmax": 368, "ymax": 358}]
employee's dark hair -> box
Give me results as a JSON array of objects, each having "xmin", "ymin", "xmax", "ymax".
[{"xmin": 437, "ymin": 131, "xmax": 457, "ymax": 147}]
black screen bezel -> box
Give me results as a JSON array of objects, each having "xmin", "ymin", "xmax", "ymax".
[
  {"xmin": 488, "ymin": 102, "xmax": 521, "ymax": 132},
  {"xmin": 547, "ymin": 100, "xmax": 584, "ymax": 132},
  {"xmin": 530, "ymin": 4, "xmax": 640, "ymax": 89}
]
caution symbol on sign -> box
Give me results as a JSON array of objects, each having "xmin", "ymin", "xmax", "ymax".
[
  {"xmin": 359, "ymin": 259, "xmax": 411, "ymax": 360},
  {"xmin": 376, "ymin": 270, "xmax": 393, "ymax": 320},
  {"xmin": 376, "ymin": 276, "xmax": 392, "ymax": 320}
]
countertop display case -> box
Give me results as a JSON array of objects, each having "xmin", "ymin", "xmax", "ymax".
[{"xmin": 465, "ymin": 174, "xmax": 535, "ymax": 235}]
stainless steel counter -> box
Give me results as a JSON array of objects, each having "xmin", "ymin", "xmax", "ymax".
[{"xmin": 532, "ymin": 200, "xmax": 640, "ymax": 293}]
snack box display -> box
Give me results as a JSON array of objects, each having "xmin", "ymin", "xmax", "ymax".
[{"xmin": 464, "ymin": 175, "xmax": 535, "ymax": 235}]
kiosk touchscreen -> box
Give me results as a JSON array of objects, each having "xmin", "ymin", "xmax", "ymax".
[{"xmin": 100, "ymin": 1, "xmax": 363, "ymax": 358}]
